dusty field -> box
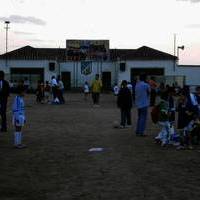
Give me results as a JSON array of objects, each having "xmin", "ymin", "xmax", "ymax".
[{"xmin": 1, "ymin": 93, "xmax": 200, "ymax": 200}]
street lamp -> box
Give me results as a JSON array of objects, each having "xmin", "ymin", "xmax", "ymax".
[
  {"xmin": 177, "ymin": 45, "xmax": 184, "ymax": 62},
  {"xmin": 4, "ymin": 21, "xmax": 10, "ymax": 68}
]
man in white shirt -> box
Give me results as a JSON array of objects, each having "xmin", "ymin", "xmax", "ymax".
[
  {"xmin": 51, "ymin": 76, "xmax": 58, "ymax": 100},
  {"xmin": 113, "ymin": 83, "xmax": 119, "ymax": 96},
  {"xmin": 51, "ymin": 76, "xmax": 58, "ymax": 87}
]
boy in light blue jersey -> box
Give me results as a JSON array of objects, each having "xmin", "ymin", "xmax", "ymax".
[{"xmin": 12, "ymin": 84, "xmax": 26, "ymax": 149}]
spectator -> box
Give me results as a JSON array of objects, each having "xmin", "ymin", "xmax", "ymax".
[
  {"xmin": 91, "ymin": 74, "xmax": 102, "ymax": 107},
  {"xmin": 117, "ymin": 80, "xmax": 132, "ymax": 128},
  {"xmin": 83, "ymin": 81, "xmax": 90, "ymax": 101},
  {"xmin": 0, "ymin": 71, "xmax": 10, "ymax": 132},
  {"xmin": 135, "ymin": 74, "xmax": 150, "ymax": 136},
  {"xmin": 113, "ymin": 83, "xmax": 119, "ymax": 96}
]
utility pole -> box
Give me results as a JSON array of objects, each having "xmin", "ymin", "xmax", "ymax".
[
  {"xmin": 173, "ymin": 33, "xmax": 177, "ymax": 72},
  {"xmin": 4, "ymin": 21, "xmax": 10, "ymax": 68}
]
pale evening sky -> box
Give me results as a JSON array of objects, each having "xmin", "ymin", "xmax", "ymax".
[{"xmin": 0, "ymin": 0, "xmax": 200, "ymax": 64}]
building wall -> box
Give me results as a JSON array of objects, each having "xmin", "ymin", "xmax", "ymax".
[
  {"xmin": 60, "ymin": 61, "xmax": 115, "ymax": 87},
  {"xmin": 0, "ymin": 59, "xmax": 116, "ymax": 87},
  {"xmin": 175, "ymin": 66, "xmax": 200, "ymax": 86},
  {"xmin": 0, "ymin": 59, "xmax": 58, "ymax": 81},
  {"xmin": 1, "ymin": 59, "xmax": 200, "ymax": 87},
  {"xmin": 118, "ymin": 60, "xmax": 176, "ymax": 83}
]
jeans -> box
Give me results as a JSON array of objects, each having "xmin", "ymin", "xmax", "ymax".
[
  {"xmin": 136, "ymin": 107, "xmax": 148, "ymax": 135},
  {"xmin": 120, "ymin": 108, "xmax": 131, "ymax": 126}
]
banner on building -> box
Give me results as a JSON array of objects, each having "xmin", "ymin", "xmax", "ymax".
[
  {"xmin": 66, "ymin": 40, "xmax": 109, "ymax": 61},
  {"xmin": 81, "ymin": 61, "xmax": 92, "ymax": 75}
]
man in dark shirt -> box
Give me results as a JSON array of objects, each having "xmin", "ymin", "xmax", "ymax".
[
  {"xmin": 0, "ymin": 71, "xmax": 10, "ymax": 132},
  {"xmin": 117, "ymin": 80, "xmax": 133, "ymax": 128}
]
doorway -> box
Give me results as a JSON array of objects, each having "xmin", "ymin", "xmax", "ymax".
[
  {"xmin": 61, "ymin": 72, "xmax": 71, "ymax": 90},
  {"xmin": 102, "ymin": 72, "xmax": 111, "ymax": 91},
  {"xmin": 131, "ymin": 68, "xmax": 164, "ymax": 82}
]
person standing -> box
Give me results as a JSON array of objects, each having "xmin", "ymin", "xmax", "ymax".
[
  {"xmin": 135, "ymin": 74, "xmax": 150, "ymax": 136},
  {"xmin": 57, "ymin": 75, "xmax": 65, "ymax": 104},
  {"xmin": 148, "ymin": 76, "xmax": 158, "ymax": 106},
  {"xmin": 44, "ymin": 81, "xmax": 51, "ymax": 103},
  {"xmin": 91, "ymin": 74, "xmax": 102, "ymax": 106},
  {"xmin": 12, "ymin": 84, "xmax": 26, "ymax": 148},
  {"xmin": 51, "ymin": 76, "xmax": 58, "ymax": 101},
  {"xmin": 113, "ymin": 83, "xmax": 119, "ymax": 96},
  {"xmin": 0, "ymin": 71, "xmax": 10, "ymax": 132},
  {"xmin": 127, "ymin": 82, "xmax": 133, "ymax": 95},
  {"xmin": 36, "ymin": 81, "xmax": 44, "ymax": 103},
  {"xmin": 195, "ymin": 86, "xmax": 200, "ymax": 116},
  {"xmin": 177, "ymin": 91, "xmax": 190, "ymax": 130},
  {"xmin": 83, "ymin": 81, "xmax": 90, "ymax": 101},
  {"xmin": 24, "ymin": 77, "xmax": 30, "ymax": 93},
  {"xmin": 117, "ymin": 80, "xmax": 132, "ymax": 128},
  {"xmin": 131, "ymin": 79, "xmax": 137, "ymax": 102}
]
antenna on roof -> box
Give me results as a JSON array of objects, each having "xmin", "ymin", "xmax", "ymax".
[
  {"xmin": 174, "ymin": 33, "xmax": 176, "ymax": 57},
  {"xmin": 173, "ymin": 33, "xmax": 177, "ymax": 72}
]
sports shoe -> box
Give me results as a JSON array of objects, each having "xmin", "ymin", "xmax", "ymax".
[
  {"xmin": 188, "ymin": 145, "xmax": 194, "ymax": 150},
  {"xmin": 15, "ymin": 144, "xmax": 27, "ymax": 149},
  {"xmin": 173, "ymin": 142, "xmax": 180, "ymax": 146},
  {"xmin": 176, "ymin": 145, "xmax": 185, "ymax": 150},
  {"xmin": 161, "ymin": 142, "xmax": 167, "ymax": 147}
]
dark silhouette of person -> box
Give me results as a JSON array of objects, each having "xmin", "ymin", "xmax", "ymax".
[{"xmin": 0, "ymin": 71, "xmax": 10, "ymax": 132}]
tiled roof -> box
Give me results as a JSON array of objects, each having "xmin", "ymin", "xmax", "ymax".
[
  {"xmin": 0, "ymin": 46, "xmax": 66, "ymax": 61},
  {"xmin": 178, "ymin": 65, "xmax": 200, "ymax": 68},
  {"xmin": 0, "ymin": 45, "xmax": 176, "ymax": 61},
  {"xmin": 110, "ymin": 46, "xmax": 176, "ymax": 60}
]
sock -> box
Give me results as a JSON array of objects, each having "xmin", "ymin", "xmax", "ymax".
[
  {"xmin": 14, "ymin": 132, "xmax": 18, "ymax": 146},
  {"xmin": 14, "ymin": 132, "xmax": 20, "ymax": 146},
  {"xmin": 18, "ymin": 132, "xmax": 22, "ymax": 145}
]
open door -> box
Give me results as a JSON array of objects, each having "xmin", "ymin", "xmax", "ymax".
[
  {"xmin": 102, "ymin": 72, "xmax": 111, "ymax": 91},
  {"xmin": 61, "ymin": 72, "xmax": 71, "ymax": 90}
]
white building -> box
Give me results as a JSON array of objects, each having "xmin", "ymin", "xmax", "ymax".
[{"xmin": 0, "ymin": 41, "xmax": 199, "ymax": 90}]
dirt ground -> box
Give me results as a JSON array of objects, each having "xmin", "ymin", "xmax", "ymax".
[{"xmin": 1, "ymin": 93, "xmax": 200, "ymax": 200}]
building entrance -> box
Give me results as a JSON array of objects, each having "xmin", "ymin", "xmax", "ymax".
[
  {"xmin": 102, "ymin": 72, "xmax": 111, "ymax": 91},
  {"xmin": 61, "ymin": 72, "xmax": 71, "ymax": 90}
]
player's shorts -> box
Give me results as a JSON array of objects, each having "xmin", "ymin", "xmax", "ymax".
[{"xmin": 13, "ymin": 115, "xmax": 26, "ymax": 127}]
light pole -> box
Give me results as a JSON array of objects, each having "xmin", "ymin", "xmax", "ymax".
[
  {"xmin": 4, "ymin": 21, "xmax": 10, "ymax": 68},
  {"xmin": 177, "ymin": 45, "xmax": 184, "ymax": 64}
]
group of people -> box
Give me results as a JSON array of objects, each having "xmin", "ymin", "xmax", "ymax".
[
  {"xmin": 1, "ymin": 68, "xmax": 200, "ymax": 150},
  {"xmin": 83, "ymin": 74, "xmax": 103, "ymax": 106},
  {"xmin": 115, "ymin": 73, "xmax": 200, "ymax": 150},
  {"xmin": 36, "ymin": 75, "xmax": 65, "ymax": 104},
  {"xmin": 35, "ymin": 74, "xmax": 103, "ymax": 106},
  {"xmin": 9, "ymin": 77, "xmax": 30, "ymax": 93},
  {"xmin": 116, "ymin": 74, "xmax": 150, "ymax": 137},
  {"xmin": 0, "ymin": 72, "xmax": 103, "ymax": 149},
  {"xmin": 154, "ymin": 85, "xmax": 200, "ymax": 149},
  {"xmin": 0, "ymin": 71, "xmax": 26, "ymax": 148}
]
